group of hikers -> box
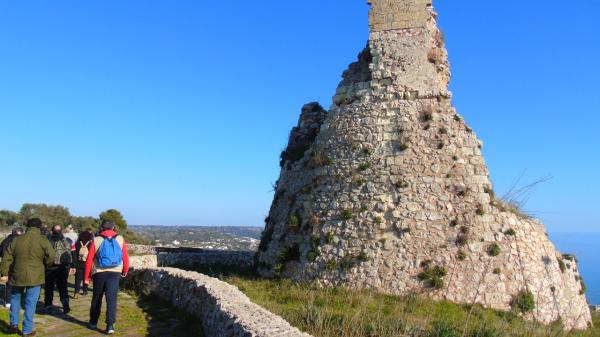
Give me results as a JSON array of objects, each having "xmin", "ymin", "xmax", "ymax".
[{"xmin": 0, "ymin": 218, "xmax": 130, "ymax": 336}]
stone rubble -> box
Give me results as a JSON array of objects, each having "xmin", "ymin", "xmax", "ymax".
[{"xmin": 257, "ymin": 0, "xmax": 592, "ymax": 330}]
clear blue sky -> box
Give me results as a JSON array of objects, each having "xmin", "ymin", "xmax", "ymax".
[{"xmin": 1, "ymin": 1, "xmax": 598, "ymax": 231}]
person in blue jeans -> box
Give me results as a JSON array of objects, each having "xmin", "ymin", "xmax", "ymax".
[{"xmin": 0, "ymin": 218, "xmax": 55, "ymax": 337}]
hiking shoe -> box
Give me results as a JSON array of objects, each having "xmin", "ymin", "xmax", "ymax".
[
  {"xmin": 44, "ymin": 306, "xmax": 52, "ymax": 314},
  {"xmin": 106, "ymin": 325, "xmax": 115, "ymax": 334},
  {"xmin": 62, "ymin": 302, "xmax": 70, "ymax": 315},
  {"xmin": 88, "ymin": 323, "xmax": 97, "ymax": 330},
  {"xmin": 4, "ymin": 303, "xmax": 10, "ymax": 309},
  {"xmin": 22, "ymin": 332, "xmax": 36, "ymax": 337},
  {"xmin": 8, "ymin": 325, "xmax": 19, "ymax": 334}
]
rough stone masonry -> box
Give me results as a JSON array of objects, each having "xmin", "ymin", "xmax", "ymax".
[{"xmin": 257, "ymin": 0, "xmax": 592, "ymax": 330}]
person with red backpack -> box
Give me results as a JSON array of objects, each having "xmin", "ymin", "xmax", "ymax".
[
  {"xmin": 84, "ymin": 220, "xmax": 129, "ymax": 335},
  {"xmin": 72, "ymin": 230, "xmax": 94, "ymax": 298}
]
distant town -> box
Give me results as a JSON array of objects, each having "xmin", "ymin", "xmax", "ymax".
[{"xmin": 131, "ymin": 225, "xmax": 261, "ymax": 251}]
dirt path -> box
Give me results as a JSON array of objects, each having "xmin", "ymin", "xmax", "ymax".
[{"xmin": 0, "ymin": 280, "xmax": 203, "ymax": 337}]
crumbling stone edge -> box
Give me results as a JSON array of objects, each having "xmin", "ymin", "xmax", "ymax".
[{"xmin": 125, "ymin": 267, "xmax": 312, "ymax": 337}]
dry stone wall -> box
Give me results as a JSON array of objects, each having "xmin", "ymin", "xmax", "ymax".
[
  {"xmin": 368, "ymin": 0, "xmax": 432, "ymax": 31},
  {"xmin": 126, "ymin": 268, "xmax": 312, "ymax": 337},
  {"xmin": 257, "ymin": 0, "xmax": 592, "ymax": 330},
  {"xmin": 128, "ymin": 245, "xmax": 255, "ymax": 270}
]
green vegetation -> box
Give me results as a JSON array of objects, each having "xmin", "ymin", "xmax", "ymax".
[
  {"xmin": 214, "ymin": 275, "xmax": 600, "ymax": 337},
  {"xmin": 341, "ymin": 209, "xmax": 353, "ymax": 221},
  {"xmin": 418, "ymin": 263, "xmax": 447, "ymax": 290},
  {"xmin": 457, "ymin": 250, "xmax": 467, "ymax": 261},
  {"xmin": 504, "ymin": 228, "xmax": 516, "ymax": 236},
  {"xmin": 178, "ymin": 264, "xmax": 600, "ymax": 337},
  {"xmin": 358, "ymin": 163, "xmax": 371, "ymax": 171},
  {"xmin": 558, "ymin": 258, "xmax": 567, "ymax": 273},
  {"xmin": 493, "ymin": 268, "xmax": 501, "ymax": 275},
  {"xmin": 289, "ymin": 214, "xmax": 300, "ymax": 229},
  {"xmin": 395, "ymin": 180, "xmax": 410, "ymax": 189},
  {"xmin": 354, "ymin": 178, "xmax": 366, "ymax": 186},
  {"xmin": 511, "ymin": 290, "xmax": 535, "ymax": 314},
  {"xmin": 476, "ymin": 205, "xmax": 486, "ymax": 216},
  {"xmin": 488, "ymin": 244, "xmax": 501, "ymax": 257},
  {"xmin": 0, "ymin": 203, "xmax": 149, "ymax": 244},
  {"xmin": 324, "ymin": 232, "xmax": 334, "ymax": 244}
]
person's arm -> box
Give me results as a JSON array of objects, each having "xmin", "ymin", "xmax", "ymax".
[
  {"xmin": 84, "ymin": 241, "xmax": 96, "ymax": 284},
  {"xmin": 121, "ymin": 238, "xmax": 129, "ymax": 276},
  {"xmin": 0, "ymin": 240, "xmax": 15, "ymax": 277},
  {"xmin": 44, "ymin": 239, "xmax": 56, "ymax": 267}
]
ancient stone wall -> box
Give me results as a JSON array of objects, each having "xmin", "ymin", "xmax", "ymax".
[
  {"xmin": 126, "ymin": 268, "xmax": 312, "ymax": 337},
  {"xmin": 127, "ymin": 245, "xmax": 256, "ymax": 269},
  {"xmin": 257, "ymin": 0, "xmax": 592, "ymax": 330},
  {"xmin": 368, "ymin": 0, "xmax": 432, "ymax": 31}
]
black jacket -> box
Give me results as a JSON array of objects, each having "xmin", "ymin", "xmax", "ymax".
[{"xmin": 0, "ymin": 234, "xmax": 16, "ymax": 258}]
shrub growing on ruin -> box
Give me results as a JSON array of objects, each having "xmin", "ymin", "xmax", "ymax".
[
  {"xmin": 455, "ymin": 234, "xmax": 469, "ymax": 247},
  {"xmin": 580, "ymin": 279, "xmax": 587, "ymax": 295},
  {"xmin": 504, "ymin": 228, "xmax": 516, "ymax": 236},
  {"xmin": 374, "ymin": 216, "xmax": 383, "ymax": 224},
  {"xmin": 394, "ymin": 180, "xmax": 409, "ymax": 189},
  {"xmin": 488, "ymin": 244, "xmax": 501, "ymax": 257},
  {"xmin": 558, "ymin": 259, "xmax": 567, "ymax": 273},
  {"xmin": 355, "ymin": 178, "xmax": 366, "ymax": 186},
  {"xmin": 288, "ymin": 214, "xmax": 300, "ymax": 229},
  {"xmin": 476, "ymin": 205, "xmax": 486, "ymax": 216},
  {"xmin": 325, "ymin": 232, "xmax": 334, "ymax": 244},
  {"xmin": 326, "ymin": 259, "xmax": 337, "ymax": 271},
  {"xmin": 279, "ymin": 244, "xmax": 301, "ymax": 263},
  {"xmin": 420, "ymin": 107, "xmax": 434, "ymax": 122},
  {"xmin": 307, "ymin": 235, "xmax": 321, "ymax": 262},
  {"xmin": 562, "ymin": 254, "xmax": 575, "ymax": 262},
  {"xmin": 493, "ymin": 268, "xmax": 501, "ymax": 275},
  {"xmin": 358, "ymin": 163, "xmax": 371, "ymax": 171},
  {"xmin": 511, "ymin": 290, "xmax": 535, "ymax": 313},
  {"xmin": 418, "ymin": 263, "xmax": 447, "ymax": 290},
  {"xmin": 358, "ymin": 251, "xmax": 369, "ymax": 262},
  {"xmin": 258, "ymin": 227, "xmax": 274, "ymax": 252},
  {"xmin": 457, "ymin": 250, "xmax": 467, "ymax": 261},
  {"xmin": 341, "ymin": 256, "xmax": 357, "ymax": 271},
  {"xmin": 342, "ymin": 209, "xmax": 353, "ymax": 220}
]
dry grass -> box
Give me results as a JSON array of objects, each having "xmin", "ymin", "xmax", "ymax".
[{"xmin": 221, "ymin": 277, "xmax": 599, "ymax": 337}]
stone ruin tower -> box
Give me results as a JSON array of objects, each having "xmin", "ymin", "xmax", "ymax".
[{"xmin": 257, "ymin": 0, "xmax": 592, "ymax": 329}]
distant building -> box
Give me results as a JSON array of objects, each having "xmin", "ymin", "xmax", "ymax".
[{"xmin": 591, "ymin": 305, "xmax": 600, "ymax": 312}]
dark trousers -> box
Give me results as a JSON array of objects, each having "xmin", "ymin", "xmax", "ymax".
[
  {"xmin": 90, "ymin": 272, "xmax": 120, "ymax": 326},
  {"xmin": 44, "ymin": 266, "xmax": 69, "ymax": 307},
  {"xmin": 74, "ymin": 267, "xmax": 88, "ymax": 294},
  {"xmin": 4, "ymin": 283, "xmax": 11, "ymax": 304}
]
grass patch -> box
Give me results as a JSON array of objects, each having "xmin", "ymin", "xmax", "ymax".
[{"xmin": 215, "ymin": 275, "xmax": 600, "ymax": 337}]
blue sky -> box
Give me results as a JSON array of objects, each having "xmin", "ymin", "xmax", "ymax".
[{"xmin": 0, "ymin": 1, "xmax": 598, "ymax": 231}]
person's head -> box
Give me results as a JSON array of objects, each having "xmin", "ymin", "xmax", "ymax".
[
  {"xmin": 101, "ymin": 220, "xmax": 116, "ymax": 232},
  {"xmin": 65, "ymin": 224, "xmax": 74, "ymax": 233},
  {"xmin": 26, "ymin": 218, "xmax": 43, "ymax": 229},
  {"xmin": 52, "ymin": 224, "xmax": 62, "ymax": 235},
  {"xmin": 12, "ymin": 227, "xmax": 24, "ymax": 236}
]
